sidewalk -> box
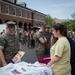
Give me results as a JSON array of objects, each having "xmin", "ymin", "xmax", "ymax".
[{"xmin": 21, "ymin": 45, "xmax": 37, "ymax": 63}]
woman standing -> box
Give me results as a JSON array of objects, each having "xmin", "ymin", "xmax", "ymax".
[{"xmin": 47, "ymin": 23, "xmax": 71, "ymax": 75}]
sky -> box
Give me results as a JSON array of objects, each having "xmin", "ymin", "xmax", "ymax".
[{"xmin": 18, "ymin": 0, "xmax": 75, "ymax": 19}]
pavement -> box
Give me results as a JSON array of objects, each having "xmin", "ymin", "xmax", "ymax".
[{"xmin": 21, "ymin": 45, "xmax": 38, "ymax": 63}]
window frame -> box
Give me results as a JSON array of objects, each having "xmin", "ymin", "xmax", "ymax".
[
  {"xmin": 6, "ymin": 5, "xmax": 9, "ymax": 14},
  {"xmin": 19, "ymin": 9, "xmax": 22, "ymax": 16},
  {"xmin": 13, "ymin": 8, "xmax": 16, "ymax": 15}
]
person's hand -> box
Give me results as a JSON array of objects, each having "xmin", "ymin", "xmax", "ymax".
[
  {"xmin": 44, "ymin": 37, "xmax": 47, "ymax": 42},
  {"xmin": 39, "ymin": 63, "xmax": 46, "ymax": 67},
  {"xmin": 2, "ymin": 62, "xmax": 7, "ymax": 67},
  {"xmin": 46, "ymin": 63, "xmax": 51, "ymax": 67}
]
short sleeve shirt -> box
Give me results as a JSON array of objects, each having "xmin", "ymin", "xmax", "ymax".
[
  {"xmin": 34, "ymin": 31, "xmax": 45, "ymax": 51},
  {"xmin": 0, "ymin": 33, "xmax": 20, "ymax": 60},
  {"xmin": 50, "ymin": 37, "xmax": 71, "ymax": 74}
]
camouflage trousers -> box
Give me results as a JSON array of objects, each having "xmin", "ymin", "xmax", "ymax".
[{"xmin": 36, "ymin": 50, "xmax": 45, "ymax": 60}]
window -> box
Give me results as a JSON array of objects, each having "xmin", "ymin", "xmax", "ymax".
[
  {"xmin": 19, "ymin": 10, "xmax": 22, "ymax": 16},
  {"xmin": 24, "ymin": 11, "xmax": 27, "ymax": 17},
  {"xmin": 36, "ymin": 14, "xmax": 38, "ymax": 19},
  {"xmin": 37, "ymin": 14, "xmax": 39, "ymax": 20},
  {"xmin": 27, "ymin": 12, "xmax": 31, "ymax": 18},
  {"xmin": 40, "ymin": 15, "xmax": 42, "ymax": 21},
  {"xmin": 35, "ymin": 14, "xmax": 37, "ymax": 19},
  {"xmin": 13, "ymin": 8, "xmax": 16, "ymax": 15},
  {"xmin": 42, "ymin": 16, "xmax": 44, "ymax": 21},
  {"xmin": 6, "ymin": 5, "xmax": 9, "ymax": 14},
  {"xmin": 38, "ymin": 15, "xmax": 40, "ymax": 20}
]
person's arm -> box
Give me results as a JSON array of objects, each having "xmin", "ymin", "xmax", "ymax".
[
  {"xmin": 50, "ymin": 35, "xmax": 54, "ymax": 47},
  {"xmin": 0, "ymin": 37, "xmax": 7, "ymax": 66},
  {"xmin": 39, "ymin": 39, "xmax": 45, "ymax": 44},
  {"xmin": 0, "ymin": 50, "xmax": 7, "ymax": 66},
  {"xmin": 47, "ymin": 55, "xmax": 60, "ymax": 67},
  {"xmin": 18, "ymin": 43, "xmax": 22, "ymax": 51},
  {"xmin": 17, "ymin": 34, "xmax": 22, "ymax": 51},
  {"xmin": 39, "ymin": 37, "xmax": 47, "ymax": 44}
]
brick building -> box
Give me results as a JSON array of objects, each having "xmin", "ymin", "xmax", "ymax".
[{"xmin": 0, "ymin": 0, "xmax": 46, "ymax": 30}]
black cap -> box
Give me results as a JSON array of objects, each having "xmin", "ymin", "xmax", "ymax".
[{"xmin": 6, "ymin": 21, "xmax": 16, "ymax": 30}]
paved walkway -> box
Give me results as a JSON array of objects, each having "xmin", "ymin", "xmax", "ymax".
[{"xmin": 21, "ymin": 45, "xmax": 38, "ymax": 63}]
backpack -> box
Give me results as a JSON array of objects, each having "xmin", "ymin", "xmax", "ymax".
[{"xmin": 67, "ymin": 36, "xmax": 75, "ymax": 62}]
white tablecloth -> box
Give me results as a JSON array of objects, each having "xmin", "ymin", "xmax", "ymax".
[{"xmin": 0, "ymin": 61, "xmax": 52, "ymax": 75}]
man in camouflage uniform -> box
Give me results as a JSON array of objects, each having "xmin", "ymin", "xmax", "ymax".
[
  {"xmin": 44, "ymin": 27, "xmax": 51, "ymax": 55},
  {"xmin": 34, "ymin": 26, "xmax": 47, "ymax": 60},
  {"xmin": 21, "ymin": 29, "xmax": 27, "ymax": 45},
  {"xmin": 0, "ymin": 21, "xmax": 22, "ymax": 67},
  {"xmin": 30, "ymin": 30, "xmax": 35, "ymax": 48}
]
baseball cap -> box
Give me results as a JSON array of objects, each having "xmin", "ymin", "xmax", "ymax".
[{"xmin": 6, "ymin": 21, "xmax": 16, "ymax": 30}]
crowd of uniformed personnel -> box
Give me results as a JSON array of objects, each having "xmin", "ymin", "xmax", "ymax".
[
  {"xmin": 17, "ymin": 25, "xmax": 52, "ymax": 60},
  {"xmin": 0, "ymin": 23, "xmax": 52, "ymax": 62},
  {"xmin": 0, "ymin": 23, "xmax": 52, "ymax": 60}
]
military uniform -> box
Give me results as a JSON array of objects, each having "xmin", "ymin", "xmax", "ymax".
[
  {"xmin": 0, "ymin": 21, "xmax": 21, "ymax": 65},
  {"xmin": 44, "ymin": 31, "xmax": 51, "ymax": 55},
  {"xmin": 21, "ymin": 30, "xmax": 27, "ymax": 45},
  {"xmin": 0, "ymin": 33, "xmax": 20, "ymax": 63},
  {"xmin": 30, "ymin": 31, "xmax": 35, "ymax": 48},
  {"xmin": 27, "ymin": 31, "xmax": 31, "ymax": 48},
  {"xmin": 34, "ymin": 31, "xmax": 45, "ymax": 60}
]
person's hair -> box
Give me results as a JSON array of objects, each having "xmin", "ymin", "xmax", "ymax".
[{"xmin": 53, "ymin": 23, "xmax": 67, "ymax": 36}]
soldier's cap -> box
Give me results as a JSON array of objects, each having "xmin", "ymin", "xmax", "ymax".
[
  {"xmin": 6, "ymin": 21, "xmax": 16, "ymax": 30},
  {"xmin": 46, "ymin": 25, "xmax": 50, "ymax": 29}
]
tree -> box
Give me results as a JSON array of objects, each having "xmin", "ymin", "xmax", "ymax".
[
  {"xmin": 45, "ymin": 14, "xmax": 55, "ymax": 28},
  {"xmin": 71, "ymin": 12, "xmax": 75, "ymax": 20},
  {"xmin": 62, "ymin": 19, "xmax": 75, "ymax": 31},
  {"xmin": 62, "ymin": 21, "xmax": 70, "ymax": 30}
]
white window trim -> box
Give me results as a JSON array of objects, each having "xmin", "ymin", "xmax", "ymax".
[
  {"xmin": 19, "ymin": 10, "xmax": 22, "ymax": 16},
  {"xmin": 30, "ymin": 13, "xmax": 31, "ymax": 18},
  {"xmin": 6, "ymin": 5, "xmax": 9, "ymax": 14},
  {"xmin": 28, "ymin": 12, "xmax": 31, "ymax": 19},
  {"xmin": 13, "ymin": 8, "xmax": 16, "ymax": 15},
  {"xmin": 24, "ymin": 11, "xmax": 27, "ymax": 17}
]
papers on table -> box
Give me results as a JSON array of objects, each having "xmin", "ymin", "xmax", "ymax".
[{"xmin": 0, "ymin": 61, "xmax": 52, "ymax": 75}]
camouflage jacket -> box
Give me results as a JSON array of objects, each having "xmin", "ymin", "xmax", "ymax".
[
  {"xmin": 0, "ymin": 33, "xmax": 20, "ymax": 61},
  {"xmin": 34, "ymin": 31, "xmax": 45, "ymax": 51}
]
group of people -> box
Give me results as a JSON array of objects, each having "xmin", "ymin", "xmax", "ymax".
[
  {"xmin": 34, "ymin": 26, "xmax": 51, "ymax": 59},
  {"xmin": 34, "ymin": 24, "xmax": 75, "ymax": 75},
  {"xmin": 0, "ymin": 21, "xmax": 75, "ymax": 75},
  {"xmin": 47, "ymin": 24, "xmax": 71, "ymax": 75},
  {"xmin": 18, "ymin": 28, "xmax": 35, "ymax": 49}
]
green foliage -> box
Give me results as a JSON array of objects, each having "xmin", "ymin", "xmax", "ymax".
[
  {"xmin": 62, "ymin": 19, "xmax": 75, "ymax": 31},
  {"xmin": 45, "ymin": 14, "xmax": 55, "ymax": 28}
]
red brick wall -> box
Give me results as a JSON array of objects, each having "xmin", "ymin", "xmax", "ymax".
[{"xmin": 0, "ymin": 1, "xmax": 45, "ymax": 27}]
